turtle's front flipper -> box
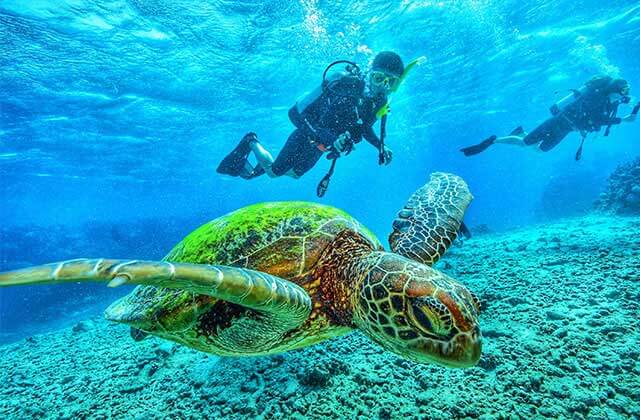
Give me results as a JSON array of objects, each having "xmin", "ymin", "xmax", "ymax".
[
  {"xmin": 389, "ymin": 172, "xmax": 473, "ymax": 266},
  {"xmin": 0, "ymin": 259, "xmax": 312, "ymax": 332}
]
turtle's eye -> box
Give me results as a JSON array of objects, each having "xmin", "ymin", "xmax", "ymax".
[{"xmin": 407, "ymin": 296, "xmax": 452, "ymax": 337}]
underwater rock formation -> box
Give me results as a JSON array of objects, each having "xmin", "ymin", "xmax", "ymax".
[
  {"xmin": 536, "ymin": 169, "xmax": 604, "ymax": 220},
  {"xmin": 1, "ymin": 215, "xmax": 638, "ymax": 418},
  {"xmin": 595, "ymin": 156, "xmax": 640, "ymax": 214}
]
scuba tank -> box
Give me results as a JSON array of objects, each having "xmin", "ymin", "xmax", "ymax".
[
  {"xmin": 550, "ymin": 87, "xmax": 587, "ymax": 116},
  {"xmin": 552, "ymin": 75, "xmax": 624, "ymax": 117},
  {"xmin": 288, "ymin": 61, "xmax": 363, "ymax": 129}
]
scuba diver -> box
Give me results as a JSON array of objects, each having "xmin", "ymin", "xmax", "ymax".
[
  {"xmin": 460, "ymin": 76, "xmax": 639, "ymax": 160},
  {"xmin": 217, "ymin": 51, "xmax": 423, "ymax": 196}
]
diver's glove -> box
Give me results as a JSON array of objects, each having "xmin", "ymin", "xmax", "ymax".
[
  {"xmin": 332, "ymin": 132, "xmax": 353, "ymax": 155},
  {"xmin": 380, "ymin": 145, "xmax": 393, "ymax": 165}
]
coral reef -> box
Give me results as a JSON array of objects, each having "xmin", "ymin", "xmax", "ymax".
[
  {"xmin": 1, "ymin": 215, "xmax": 639, "ymax": 418},
  {"xmin": 595, "ymin": 156, "xmax": 640, "ymax": 214}
]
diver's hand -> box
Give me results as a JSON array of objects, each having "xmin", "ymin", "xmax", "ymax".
[
  {"xmin": 380, "ymin": 145, "xmax": 393, "ymax": 165},
  {"xmin": 333, "ymin": 132, "xmax": 352, "ymax": 154},
  {"xmin": 624, "ymin": 103, "xmax": 640, "ymax": 122}
]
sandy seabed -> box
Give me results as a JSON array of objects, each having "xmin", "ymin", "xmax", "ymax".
[{"xmin": 1, "ymin": 215, "xmax": 638, "ymax": 419}]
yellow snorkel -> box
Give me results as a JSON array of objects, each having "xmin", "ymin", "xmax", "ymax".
[
  {"xmin": 376, "ymin": 56, "xmax": 426, "ymax": 119},
  {"xmin": 394, "ymin": 56, "xmax": 427, "ymax": 91}
]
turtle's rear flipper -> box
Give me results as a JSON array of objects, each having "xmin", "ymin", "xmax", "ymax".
[
  {"xmin": 459, "ymin": 221, "xmax": 472, "ymax": 240},
  {"xmin": 389, "ymin": 172, "xmax": 473, "ymax": 266},
  {"xmin": 130, "ymin": 327, "xmax": 149, "ymax": 341},
  {"xmin": 0, "ymin": 259, "xmax": 312, "ymax": 333}
]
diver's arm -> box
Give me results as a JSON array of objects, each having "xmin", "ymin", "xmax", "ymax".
[
  {"xmin": 608, "ymin": 116, "xmax": 624, "ymax": 125},
  {"xmin": 362, "ymin": 125, "xmax": 382, "ymax": 148},
  {"xmin": 363, "ymin": 124, "xmax": 393, "ymax": 164},
  {"xmin": 621, "ymin": 103, "xmax": 639, "ymax": 123}
]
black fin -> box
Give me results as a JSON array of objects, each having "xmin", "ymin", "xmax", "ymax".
[
  {"xmin": 240, "ymin": 165, "xmax": 265, "ymax": 180},
  {"xmin": 509, "ymin": 126, "xmax": 524, "ymax": 136},
  {"xmin": 217, "ymin": 133, "xmax": 257, "ymax": 176},
  {"xmin": 459, "ymin": 221, "xmax": 472, "ymax": 239},
  {"xmin": 130, "ymin": 327, "xmax": 149, "ymax": 342},
  {"xmin": 460, "ymin": 135, "xmax": 496, "ymax": 157}
]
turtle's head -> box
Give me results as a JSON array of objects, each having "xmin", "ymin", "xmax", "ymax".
[{"xmin": 354, "ymin": 254, "xmax": 481, "ymax": 368}]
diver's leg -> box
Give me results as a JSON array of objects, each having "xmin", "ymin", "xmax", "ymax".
[
  {"xmin": 506, "ymin": 135, "xmax": 544, "ymax": 153},
  {"xmin": 486, "ymin": 117, "xmax": 565, "ymax": 152},
  {"xmin": 269, "ymin": 130, "xmax": 310, "ymax": 179},
  {"xmin": 243, "ymin": 131, "xmax": 306, "ymax": 179},
  {"xmin": 292, "ymin": 140, "xmax": 324, "ymax": 177},
  {"xmin": 537, "ymin": 127, "xmax": 571, "ymax": 153},
  {"xmin": 493, "ymin": 135, "xmax": 527, "ymax": 146},
  {"xmin": 518, "ymin": 117, "xmax": 569, "ymax": 153},
  {"xmin": 494, "ymin": 134, "xmax": 548, "ymax": 153},
  {"xmin": 248, "ymin": 140, "xmax": 279, "ymax": 178},
  {"xmin": 460, "ymin": 125, "xmax": 532, "ymax": 156}
]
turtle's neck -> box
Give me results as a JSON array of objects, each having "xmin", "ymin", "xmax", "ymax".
[{"xmin": 314, "ymin": 230, "xmax": 382, "ymax": 326}]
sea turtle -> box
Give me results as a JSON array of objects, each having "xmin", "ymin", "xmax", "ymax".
[{"xmin": 0, "ymin": 172, "xmax": 481, "ymax": 367}]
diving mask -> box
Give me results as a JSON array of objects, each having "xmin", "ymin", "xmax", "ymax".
[
  {"xmin": 370, "ymin": 71, "xmax": 400, "ymax": 91},
  {"xmin": 621, "ymin": 85, "xmax": 630, "ymax": 96},
  {"xmin": 618, "ymin": 84, "xmax": 631, "ymax": 104}
]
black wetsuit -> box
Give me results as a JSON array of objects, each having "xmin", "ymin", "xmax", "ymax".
[
  {"xmin": 270, "ymin": 74, "xmax": 387, "ymax": 177},
  {"xmin": 524, "ymin": 91, "xmax": 623, "ymax": 151}
]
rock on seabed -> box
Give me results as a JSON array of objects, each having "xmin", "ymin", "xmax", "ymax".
[
  {"xmin": 596, "ymin": 156, "xmax": 640, "ymax": 214},
  {"xmin": 0, "ymin": 215, "xmax": 639, "ymax": 419}
]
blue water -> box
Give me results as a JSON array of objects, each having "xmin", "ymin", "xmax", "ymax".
[{"xmin": 0, "ymin": 0, "xmax": 639, "ymax": 355}]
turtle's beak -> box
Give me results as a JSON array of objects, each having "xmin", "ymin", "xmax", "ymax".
[
  {"xmin": 442, "ymin": 326, "xmax": 482, "ymax": 368},
  {"xmin": 402, "ymin": 325, "xmax": 481, "ymax": 368}
]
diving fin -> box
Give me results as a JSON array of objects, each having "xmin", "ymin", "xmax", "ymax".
[
  {"xmin": 241, "ymin": 165, "xmax": 265, "ymax": 180},
  {"xmin": 509, "ymin": 126, "xmax": 524, "ymax": 136},
  {"xmin": 460, "ymin": 135, "xmax": 497, "ymax": 157},
  {"xmin": 217, "ymin": 132, "xmax": 258, "ymax": 177}
]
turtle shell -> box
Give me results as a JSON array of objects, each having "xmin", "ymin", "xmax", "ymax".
[
  {"xmin": 105, "ymin": 202, "xmax": 381, "ymax": 345},
  {"xmin": 164, "ymin": 201, "xmax": 379, "ymax": 277}
]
